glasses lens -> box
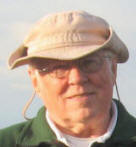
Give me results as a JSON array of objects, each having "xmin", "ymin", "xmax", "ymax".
[
  {"xmin": 50, "ymin": 64, "xmax": 70, "ymax": 78},
  {"xmin": 80, "ymin": 57, "xmax": 103, "ymax": 73}
]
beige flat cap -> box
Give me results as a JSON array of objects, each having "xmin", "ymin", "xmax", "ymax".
[{"xmin": 8, "ymin": 10, "xmax": 129, "ymax": 69}]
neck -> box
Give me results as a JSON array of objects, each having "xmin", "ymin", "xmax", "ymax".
[{"xmin": 50, "ymin": 110, "xmax": 112, "ymax": 138}]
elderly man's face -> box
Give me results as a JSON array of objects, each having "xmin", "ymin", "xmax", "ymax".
[{"xmin": 28, "ymin": 51, "xmax": 117, "ymax": 125}]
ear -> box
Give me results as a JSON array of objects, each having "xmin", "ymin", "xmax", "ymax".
[{"xmin": 27, "ymin": 67, "xmax": 40, "ymax": 95}]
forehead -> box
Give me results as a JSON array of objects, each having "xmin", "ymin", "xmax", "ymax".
[{"xmin": 29, "ymin": 50, "xmax": 106, "ymax": 66}]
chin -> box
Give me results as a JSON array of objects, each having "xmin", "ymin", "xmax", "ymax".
[{"xmin": 70, "ymin": 108, "xmax": 94, "ymax": 122}]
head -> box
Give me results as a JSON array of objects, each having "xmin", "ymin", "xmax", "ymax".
[
  {"xmin": 8, "ymin": 10, "xmax": 128, "ymax": 126},
  {"xmin": 28, "ymin": 49, "xmax": 117, "ymax": 125}
]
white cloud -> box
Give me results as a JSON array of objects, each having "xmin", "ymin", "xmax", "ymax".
[
  {"xmin": 0, "ymin": 62, "xmax": 31, "ymax": 91},
  {"xmin": 0, "ymin": 66, "xmax": 8, "ymax": 75},
  {"xmin": 11, "ymin": 83, "xmax": 31, "ymax": 91},
  {"xmin": 9, "ymin": 22, "xmax": 33, "ymax": 42}
]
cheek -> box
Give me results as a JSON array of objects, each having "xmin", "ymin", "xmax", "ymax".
[
  {"xmin": 89, "ymin": 70, "xmax": 114, "ymax": 96},
  {"xmin": 98, "ymin": 73, "xmax": 113, "ymax": 88},
  {"xmin": 37, "ymin": 77, "xmax": 69, "ymax": 117},
  {"xmin": 38, "ymin": 76, "xmax": 68, "ymax": 103},
  {"xmin": 88, "ymin": 69, "xmax": 114, "ymax": 112}
]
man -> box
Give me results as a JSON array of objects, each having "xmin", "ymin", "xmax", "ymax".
[{"xmin": 0, "ymin": 10, "xmax": 136, "ymax": 147}]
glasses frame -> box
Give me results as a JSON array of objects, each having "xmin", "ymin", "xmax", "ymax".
[{"xmin": 30, "ymin": 54, "xmax": 113, "ymax": 79}]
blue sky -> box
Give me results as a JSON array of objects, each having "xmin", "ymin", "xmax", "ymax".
[{"xmin": 0, "ymin": 0, "xmax": 136, "ymax": 128}]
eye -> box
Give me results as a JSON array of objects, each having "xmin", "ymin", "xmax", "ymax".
[
  {"xmin": 84, "ymin": 58, "xmax": 99, "ymax": 66},
  {"xmin": 51, "ymin": 64, "xmax": 70, "ymax": 78},
  {"xmin": 37, "ymin": 67, "xmax": 48, "ymax": 74},
  {"xmin": 81, "ymin": 58, "xmax": 103, "ymax": 73}
]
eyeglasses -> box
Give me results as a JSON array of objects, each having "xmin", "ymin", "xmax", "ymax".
[{"xmin": 32, "ymin": 55, "xmax": 111, "ymax": 78}]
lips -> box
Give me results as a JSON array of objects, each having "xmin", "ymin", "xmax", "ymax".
[{"xmin": 67, "ymin": 92, "xmax": 95, "ymax": 99}]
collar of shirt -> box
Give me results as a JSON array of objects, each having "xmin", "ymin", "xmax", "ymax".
[{"xmin": 46, "ymin": 100, "xmax": 118, "ymax": 147}]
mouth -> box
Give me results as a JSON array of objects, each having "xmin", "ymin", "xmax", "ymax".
[{"xmin": 67, "ymin": 92, "xmax": 95, "ymax": 99}]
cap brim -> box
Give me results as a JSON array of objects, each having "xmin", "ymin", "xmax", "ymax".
[{"xmin": 8, "ymin": 30, "xmax": 129, "ymax": 69}]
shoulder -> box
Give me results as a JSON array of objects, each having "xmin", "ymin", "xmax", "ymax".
[
  {"xmin": 116, "ymin": 99, "xmax": 136, "ymax": 128},
  {"xmin": 0, "ymin": 107, "xmax": 55, "ymax": 147},
  {"xmin": 112, "ymin": 99, "xmax": 136, "ymax": 143},
  {"xmin": 0, "ymin": 121, "xmax": 30, "ymax": 146}
]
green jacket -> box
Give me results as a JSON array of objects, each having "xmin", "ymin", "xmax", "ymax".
[{"xmin": 0, "ymin": 100, "xmax": 136, "ymax": 147}]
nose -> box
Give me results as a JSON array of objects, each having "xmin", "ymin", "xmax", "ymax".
[{"xmin": 68, "ymin": 66, "xmax": 89, "ymax": 84}]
